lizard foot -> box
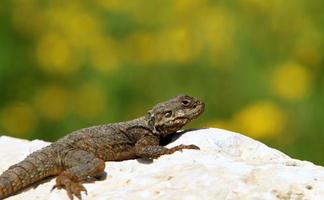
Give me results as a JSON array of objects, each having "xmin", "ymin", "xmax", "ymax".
[{"xmin": 52, "ymin": 174, "xmax": 87, "ymax": 200}]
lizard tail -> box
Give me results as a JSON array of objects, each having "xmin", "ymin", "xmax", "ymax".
[{"xmin": 0, "ymin": 147, "xmax": 60, "ymax": 199}]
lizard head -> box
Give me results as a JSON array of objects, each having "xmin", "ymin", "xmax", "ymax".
[{"xmin": 146, "ymin": 94, "xmax": 205, "ymax": 137}]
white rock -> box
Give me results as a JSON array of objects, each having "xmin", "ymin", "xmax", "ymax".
[{"xmin": 1, "ymin": 128, "xmax": 324, "ymax": 200}]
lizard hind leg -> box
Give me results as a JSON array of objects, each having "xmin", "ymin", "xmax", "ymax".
[{"xmin": 54, "ymin": 150, "xmax": 105, "ymax": 200}]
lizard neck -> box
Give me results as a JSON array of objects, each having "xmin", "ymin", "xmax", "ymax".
[
  {"xmin": 128, "ymin": 116, "xmax": 155, "ymax": 132},
  {"xmin": 122, "ymin": 116, "xmax": 159, "ymax": 139}
]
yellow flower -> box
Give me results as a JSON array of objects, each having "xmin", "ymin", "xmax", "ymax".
[
  {"xmin": 172, "ymin": 0, "xmax": 208, "ymax": 16},
  {"xmin": 90, "ymin": 36, "xmax": 120, "ymax": 73},
  {"xmin": 198, "ymin": 7, "xmax": 237, "ymax": 67},
  {"xmin": 158, "ymin": 26, "xmax": 202, "ymax": 63},
  {"xmin": 73, "ymin": 83, "xmax": 106, "ymax": 119},
  {"xmin": 36, "ymin": 33, "xmax": 78, "ymax": 74},
  {"xmin": 270, "ymin": 62, "xmax": 312, "ymax": 101},
  {"xmin": 11, "ymin": 0, "xmax": 43, "ymax": 38},
  {"xmin": 35, "ymin": 85, "xmax": 70, "ymax": 121},
  {"xmin": 94, "ymin": 0, "xmax": 125, "ymax": 11},
  {"xmin": 293, "ymin": 27, "xmax": 321, "ymax": 66},
  {"xmin": 124, "ymin": 31, "xmax": 158, "ymax": 65},
  {"xmin": 47, "ymin": 5, "xmax": 102, "ymax": 49},
  {"xmin": 0, "ymin": 103, "xmax": 37, "ymax": 137},
  {"xmin": 238, "ymin": 0, "xmax": 279, "ymax": 15},
  {"xmin": 232, "ymin": 102, "xmax": 286, "ymax": 139}
]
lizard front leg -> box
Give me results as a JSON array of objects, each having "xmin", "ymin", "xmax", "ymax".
[
  {"xmin": 54, "ymin": 150, "xmax": 105, "ymax": 200},
  {"xmin": 135, "ymin": 135, "xmax": 200, "ymax": 159}
]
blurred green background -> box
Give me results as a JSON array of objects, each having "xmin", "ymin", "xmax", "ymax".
[{"xmin": 0, "ymin": 0, "xmax": 323, "ymax": 165}]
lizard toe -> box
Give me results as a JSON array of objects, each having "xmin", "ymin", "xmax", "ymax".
[
  {"xmin": 186, "ymin": 144, "xmax": 200, "ymax": 150},
  {"xmin": 70, "ymin": 182, "xmax": 87, "ymax": 200},
  {"xmin": 171, "ymin": 144, "xmax": 200, "ymax": 153},
  {"xmin": 54, "ymin": 174, "xmax": 87, "ymax": 200}
]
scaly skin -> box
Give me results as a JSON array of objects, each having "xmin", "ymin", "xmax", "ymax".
[{"xmin": 0, "ymin": 95, "xmax": 204, "ymax": 200}]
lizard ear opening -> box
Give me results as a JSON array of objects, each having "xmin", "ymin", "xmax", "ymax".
[{"xmin": 146, "ymin": 112, "xmax": 156, "ymax": 130}]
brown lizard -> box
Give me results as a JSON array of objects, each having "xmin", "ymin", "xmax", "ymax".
[{"xmin": 0, "ymin": 94, "xmax": 204, "ymax": 200}]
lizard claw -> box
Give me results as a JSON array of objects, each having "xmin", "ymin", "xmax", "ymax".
[
  {"xmin": 186, "ymin": 144, "xmax": 200, "ymax": 150},
  {"xmin": 51, "ymin": 183, "xmax": 63, "ymax": 192},
  {"xmin": 66, "ymin": 181, "xmax": 87, "ymax": 200},
  {"xmin": 54, "ymin": 174, "xmax": 87, "ymax": 200},
  {"xmin": 50, "ymin": 185, "xmax": 57, "ymax": 192}
]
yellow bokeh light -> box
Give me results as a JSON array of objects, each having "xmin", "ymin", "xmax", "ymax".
[
  {"xmin": 90, "ymin": 37, "xmax": 120, "ymax": 73},
  {"xmin": 94, "ymin": 0, "xmax": 124, "ymax": 11},
  {"xmin": 172, "ymin": 0, "xmax": 208, "ymax": 16},
  {"xmin": 11, "ymin": 0, "xmax": 43, "ymax": 38},
  {"xmin": 36, "ymin": 33, "xmax": 78, "ymax": 74},
  {"xmin": 124, "ymin": 31, "xmax": 158, "ymax": 64},
  {"xmin": 293, "ymin": 27, "xmax": 322, "ymax": 66},
  {"xmin": 198, "ymin": 7, "xmax": 237, "ymax": 67},
  {"xmin": 47, "ymin": 5, "xmax": 102, "ymax": 49},
  {"xmin": 73, "ymin": 83, "xmax": 106, "ymax": 119},
  {"xmin": 238, "ymin": 0, "xmax": 280, "ymax": 15},
  {"xmin": 0, "ymin": 103, "xmax": 37, "ymax": 137},
  {"xmin": 158, "ymin": 26, "xmax": 201, "ymax": 63},
  {"xmin": 270, "ymin": 62, "xmax": 312, "ymax": 101},
  {"xmin": 294, "ymin": 45, "xmax": 321, "ymax": 67},
  {"xmin": 233, "ymin": 102, "xmax": 286, "ymax": 139},
  {"xmin": 35, "ymin": 85, "xmax": 70, "ymax": 121}
]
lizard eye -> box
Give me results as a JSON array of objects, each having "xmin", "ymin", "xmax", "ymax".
[
  {"xmin": 164, "ymin": 111, "xmax": 172, "ymax": 118},
  {"xmin": 181, "ymin": 99, "xmax": 190, "ymax": 106}
]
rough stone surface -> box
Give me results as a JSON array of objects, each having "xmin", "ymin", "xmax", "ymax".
[{"xmin": 1, "ymin": 128, "xmax": 324, "ymax": 200}]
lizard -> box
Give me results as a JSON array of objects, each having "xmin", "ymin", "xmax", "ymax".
[{"xmin": 0, "ymin": 94, "xmax": 205, "ymax": 200}]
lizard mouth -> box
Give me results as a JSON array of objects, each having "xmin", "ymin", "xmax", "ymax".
[
  {"xmin": 191, "ymin": 100, "xmax": 205, "ymax": 119},
  {"xmin": 175, "ymin": 101, "xmax": 205, "ymax": 125}
]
